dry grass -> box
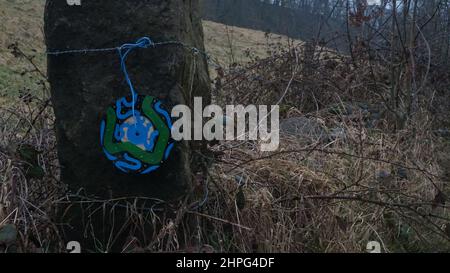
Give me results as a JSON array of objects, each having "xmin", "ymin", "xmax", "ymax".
[
  {"xmin": 203, "ymin": 120, "xmax": 449, "ymax": 252},
  {"xmin": 203, "ymin": 20, "xmax": 303, "ymax": 68},
  {"xmin": 1, "ymin": 104, "xmax": 449, "ymax": 252},
  {"xmin": 0, "ymin": 96, "xmax": 64, "ymax": 252},
  {"xmin": 202, "ymin": 41, "xmax": 450, "ymax": 253}
]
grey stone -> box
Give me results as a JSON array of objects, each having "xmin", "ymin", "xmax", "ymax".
[
  {"xmin": 396, "ymin": 167, "xmax": 408, "ymax": 180},
  {"xmin": 329, "ymin": 127, "xmax": 347, "ymax": 141},
  {"xmin": 44, "ymin": 0, "xmax": 210, "ymax": 200},
  {"xmin": 328, "ymin": 102, "xmax": 384, "ymax": 129},
  {"xmin": 44, "ymin": 0, "xmax": 210, "ymax": 251},
  {"xmin": 436, "ymin": 128, "xmax": 450, "ymax": 138},
  {"xmin": 376, "ymin": 170, "xmax": 394, "ymax": 186},
  {"xmin": 0, "ymin": 224, "xmax": 17, "ymax": 246},
  {"xmin": 280, "ymin": 117, "xmax": 328, "ymax": 142},
  {"xmin": 376, "ymin": 170, "xmax": 391, "ymax": 180}
]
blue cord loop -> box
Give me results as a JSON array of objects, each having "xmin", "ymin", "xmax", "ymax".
[{"xmin": 117, "ymin": 37, "xmax": 154, "ymax": 120}]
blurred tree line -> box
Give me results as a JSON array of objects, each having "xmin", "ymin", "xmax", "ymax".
[{"xmin": 202, "ymin": 0, "xmax": 450, "ymax": 127}]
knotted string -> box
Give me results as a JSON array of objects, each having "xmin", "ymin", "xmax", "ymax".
[{"xmin": 117, "ymin": 37, "xmax": 154, "ymax": 121}]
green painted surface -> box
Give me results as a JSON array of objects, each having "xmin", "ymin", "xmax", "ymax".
[{"xmin": 103, "ymin": 96, "xmax": 170, "ymax": 165}]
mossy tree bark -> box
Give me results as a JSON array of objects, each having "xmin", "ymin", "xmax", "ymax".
[{"xmin": 44, "ymin": 0, "xmax": 210, "ymax": 251}]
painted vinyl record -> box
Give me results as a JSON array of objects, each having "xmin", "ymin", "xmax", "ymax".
[{"xmin": 100, "ymin": 95, "xmax": 174, "ymax": 174}]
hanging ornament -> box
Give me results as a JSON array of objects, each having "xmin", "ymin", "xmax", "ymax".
[
  {"xmin": 99, "ymin": 37, "xmax": 175, "ymax": 174},
  {"xmin": 100, "ymin": 95, "xmax": 174, "ymax": 174}
]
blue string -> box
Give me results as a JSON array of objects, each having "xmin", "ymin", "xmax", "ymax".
[{"xmin": 117, "ymin": 37, "xmax": 154, "ymax": 120}]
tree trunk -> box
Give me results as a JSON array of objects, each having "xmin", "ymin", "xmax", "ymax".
[{"xmin": 44, "ymin": 0, "xmax": 210, "ymax": 251}]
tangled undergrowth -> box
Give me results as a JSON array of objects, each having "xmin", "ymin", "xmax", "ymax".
[{"xmin": 1, "ymin": 38, "xmax": 450, "ymax": 253}]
